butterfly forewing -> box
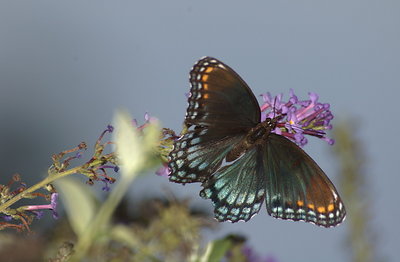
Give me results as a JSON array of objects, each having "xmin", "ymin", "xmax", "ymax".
[
  {"xmin": 200, "ymin": 147, "xmax": 266, "ymax": 222},
  {"xmin": 169, "ymin": 57, "xmax": 261, "ymax": 183},
  {"xmin": 263, "ymin": 134, "xmax": 346, "ymax": 227},
  {"xmin": 187, "ymin": 57, "xmax": 260, "ymax": 130}
]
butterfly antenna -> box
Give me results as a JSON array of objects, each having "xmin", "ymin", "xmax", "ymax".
[{"xmin": 273, "ymin": 96, "xmax": 277, "ymax": 119}]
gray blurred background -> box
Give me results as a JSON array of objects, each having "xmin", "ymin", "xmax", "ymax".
[{"xmin": 1, "ymin": 1, "xmax": 399, "ymax": 261}]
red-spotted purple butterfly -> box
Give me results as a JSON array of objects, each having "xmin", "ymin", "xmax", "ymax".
[{"xmin": 168, "ymin": 57, "xmax": 346, "ymax": 227}]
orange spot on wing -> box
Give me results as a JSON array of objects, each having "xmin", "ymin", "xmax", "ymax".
[
  {"xmin": 328, "ymin": 204, "xmax": 334, "ymax": 212},
  {"xmin": 205, "ymin": 67, "xmax": 213, "ymax": 73},
  {"xmin": 307, "ymin": 204, "xmax": 315, "ymax": 210},
  {"xmin": 203, "ymin": 83, "xmax": 209, "ymax": 90},
  {"xmin": 203, "ymin": 93, "xmax": 209, "ymax": 99},
  {"xmin": 202, "ymin": 74, "xmax": 209, "ymax": 81},
  {"xmin": 297, "ymin": 200, "xmax": 304, "ymax": 207},
  {"xmin": 317, "ymin": 206, "xmax": 326, "ymax": 213}
]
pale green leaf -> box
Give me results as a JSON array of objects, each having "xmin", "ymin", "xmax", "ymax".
[
  {"xmin": 113, "ymin": 110, "xmax": 161, "ymax": 178},
  {"xmin": 55, "ymin": 177, "xmax": 97, "ymax": 237},
  {"xmin": 109, "ymin": 224, "xmax": 140, "ymax": 248},
  {"xmin": 197, "ymin": 238, "xmax": 233, "ymax": 262},
  {"xmin": 113, "ymin": 111, "xmax": 144, "ymax": 177}
]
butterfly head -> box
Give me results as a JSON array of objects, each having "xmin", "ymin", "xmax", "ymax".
[{"xmin": 262, "ymin": 116, "xmax": 279, "ymax": 131}]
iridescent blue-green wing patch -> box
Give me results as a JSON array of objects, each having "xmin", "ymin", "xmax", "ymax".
[
  {"xmin": 263, "ymin": 134, "xmax": 346, "ymax": 227},
  {"xmin": 169, "ymin": 127, "xmax": 244, "ymax": 184},
  {"xmin": 200, "ymin": 147, "xmax": 266, "ymax": 222}
]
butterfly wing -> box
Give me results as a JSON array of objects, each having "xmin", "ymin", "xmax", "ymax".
[
  {"xmin": 263, "ymin": 134, "xmax": 346, "ymax": 227},
  {"xmin": 186, "ymin": 56, "xmax": 260, "ymax": 130},
  {"xmin": 169, "ymin": 57, "xmax": 261, "ymax": 183},
  {"xmin": 200, "ymin": 147, "xmax": 266, "ymax": 222},
  {"xmin": 169, "ymin": 130, "xmax": 245, "ymax": 183}
]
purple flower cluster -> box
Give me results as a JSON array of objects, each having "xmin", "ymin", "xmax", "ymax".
[{"xmin": 260, "ymin": 89, "xmax": 334, "ymax": 147}]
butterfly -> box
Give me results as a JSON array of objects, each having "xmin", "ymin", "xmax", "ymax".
[{"xmin": 168, "ymin": 57, "xmax": 346, "ymax": 227}]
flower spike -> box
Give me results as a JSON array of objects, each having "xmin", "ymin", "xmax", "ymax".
[{"xmin": 260, "ymin": 89, "xmax": 334, "ymax": 147}]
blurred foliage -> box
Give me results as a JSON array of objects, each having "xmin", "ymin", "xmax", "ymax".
[
  {"xmin": 0, "ymin": 112, "xmax": 273, "ymax": 261},
  {"xmin": 333, "ymin": 120, "xmax": 382, "ymax": 262},
  {"xmin": 0, "ymin": 195, "xmax": 269, "ymax": 262}
]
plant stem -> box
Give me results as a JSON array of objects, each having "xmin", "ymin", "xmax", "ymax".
[
  {"xmin": 69, "ymin": 171, "xmax": 138, "ymax": 261},
  {"xmin": 0, "ymin": 166, "xmax": 82, "ymax": 213}
]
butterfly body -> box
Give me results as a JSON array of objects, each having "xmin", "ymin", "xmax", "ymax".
[
  {"xmin": 226, "ymin": 117, "xmax": 277, "ymax": 162},
  {"xmin": 168, "ymin": 57, "xmax": 346, "ymax": 227}
]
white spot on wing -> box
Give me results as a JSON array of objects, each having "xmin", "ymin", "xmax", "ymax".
[{"xmin": 217, "ymin": 64, "xmax": 226, "ymax": 69}]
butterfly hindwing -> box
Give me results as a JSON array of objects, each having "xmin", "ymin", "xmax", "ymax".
[
  {"xmin": 200, "ymin": 147, "xmax": 266, "ymax": 222},
  {"xmin": 263, "ymin": 134, "xmax": 346, "ymax": 227},
  {"xmin": 169, "ymin": 127, "xmax": 244, "ymax": 183}
]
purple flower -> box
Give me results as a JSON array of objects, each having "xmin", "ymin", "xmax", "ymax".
[
  {"xmin": 102, "ymin": 181, "xmax": 111, "ymax": 192},
  {"xmin": 24, "ymin": 193, "xmax": 59, "ymax": 219},
  {"xmin": 242, "ymin": 246, "xmax": 260, "ymax": 262},
  {"xmin": 242, "ymin": 246, "xmax": 277, "ymax": 262},
  {"xmin": 134, "ymin": 112, "xmax": 158, "ymax": 131},
  {"xmin": 144, "ymin": 112, "xmax": 158, "ymax": 124},
  {"xmin": 132, "ymin": 119, "xmax": 139, "ymax": 127},
  {"xmin": 106, "ymin": 124, "xmax": 114, "ymax": 133},
  {"xmin": 260, "ymin": 89, "xmax": 334, "ymax": 147},
  {"xmin": 1, "ymin": 215, "xmax": 13, "ymax": 221},
  {"xmin": 32, "ymin": 210, "xmax": 44, "ymax": 219},
  {"xmin": 97, "ymin": 125, "xmax": 115, "ymax": 142},
  {"xmin": 50, "ymin": 192, "xmax": 59, "ymax": 219},
  {"xmin": 97, "ymin": 165, "xmax": 118, "ymax": 191},
  {"xmin": 98, "ymin": 165, "xmax": 119, "ymax": 172},
  {"xmin": 75, "ymin": 151, "xmax": 83, "ymax": 159},
  {"xmin": 156, "ymin": 163, "xmax": 170, "ymax": 177}
]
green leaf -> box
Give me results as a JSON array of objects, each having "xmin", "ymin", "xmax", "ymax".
[
  {"xmin": 113, "ymin": 111, "xmax": 144, "ymax": 177},
  {"xmin": 55, "ymin": 177, "xmax": 97, "ymax": 237},
  {"xmin": 198, "ymin": 238, "xmax": 234, "ymax": 262}
]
